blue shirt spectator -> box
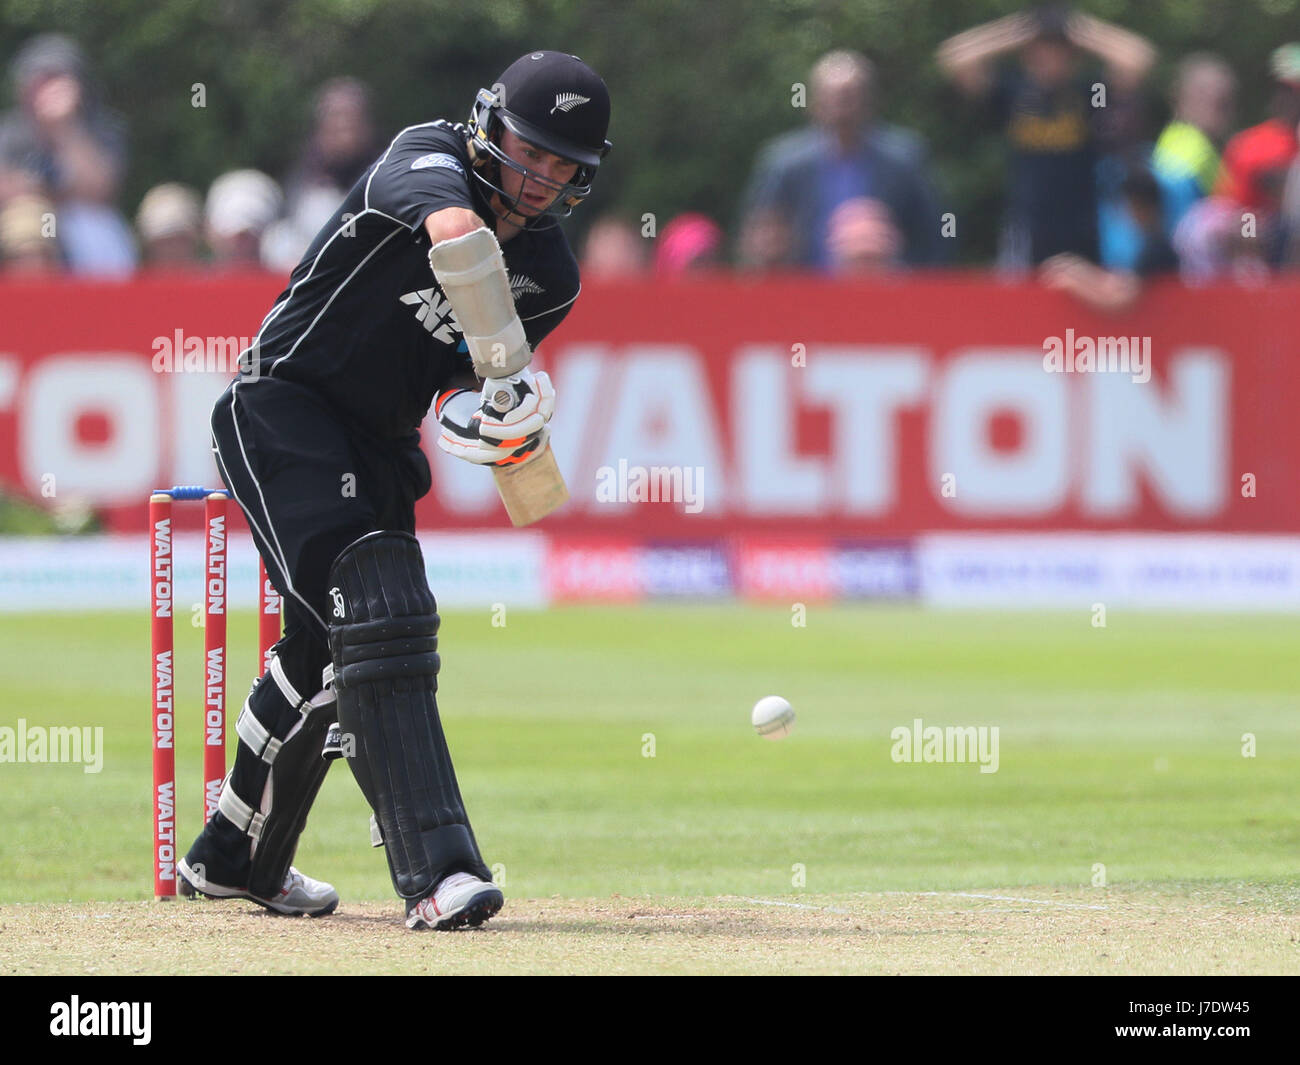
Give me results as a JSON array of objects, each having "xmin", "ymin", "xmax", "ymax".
[
  {"xmin": 1101, "ymin": 54, "xmax": 1236, "ymax": 270},
  {"xmin": 739, "ymin": 50, "xmax": 943, "ymax": 271}
]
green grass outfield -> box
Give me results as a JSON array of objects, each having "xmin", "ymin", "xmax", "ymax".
[{"xmin": 0, "ymin": 604, "xmax": 1297, "ymax": 972}]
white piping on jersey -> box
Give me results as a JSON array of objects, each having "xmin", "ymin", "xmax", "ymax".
[
  {"xmin": 234, "ymin": 207, "xmax": 403, "ymax": 374},
  {"xmin": 266, "ymin": 223, "xmax": 406, "ymax": 376},
  {"xmin": 218, "ymin": 380, "xmax": 328, "ymax": 633},
  {"xmin": 519, "ymin": 283, "xmax": 580, "ymax": 322},
  {"xmin": 364, "ymin": 120, "xmax": 447, "ymax": 222},
  {"xmin": 250, "ymin": 121, "xmax": 460, "ymax": 376}
]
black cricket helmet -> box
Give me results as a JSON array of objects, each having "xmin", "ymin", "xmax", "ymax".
[{"xmin": 468, "ymin": 51, "xmax": 612, "ymax": 227}]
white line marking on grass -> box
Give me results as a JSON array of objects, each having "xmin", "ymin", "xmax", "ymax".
[
  {"xmin": 631, "ymin": 914, "xmax": 706, "ymax": 920},
  {"xmin": 877, "ymin": 891, "xmax": 1107, "ymax": 911}
]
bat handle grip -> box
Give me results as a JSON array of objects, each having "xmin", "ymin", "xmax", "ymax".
[{"xmin": 484, "ymin": 376, "xmax": 519, "ymax": 414}]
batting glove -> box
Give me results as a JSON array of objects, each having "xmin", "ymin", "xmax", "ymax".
[
  {"xmin": 435, "ymin": 387, "xmax": 549, "ymax": 467},
  {"xmin": 475, "ymin": 368, "xmax": 555, "ymax": 446}
]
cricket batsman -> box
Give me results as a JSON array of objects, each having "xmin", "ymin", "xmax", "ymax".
[{"xmin": 177, "ymin": 51, "xmax": 611, "ymax": 930}]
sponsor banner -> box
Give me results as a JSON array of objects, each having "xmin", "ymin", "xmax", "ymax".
[
  {"xmin": 420, "ymin": 531, "xmax": 547, "ymax": 609},
  {"xmin": 546, "ymin": 540, "xmax": 645, "ymax": 602},
  {"xmin": 734, "ymin": 539, "xmax": 834, "ymax": 600},
  {"xmin": 546, "ymin": 538, "xmax": 918, "ymax": 602},
  {"xmin": 0, "ymin": 274, "xmax": 282, "ymax": 515},
  {"xmin": 918, "ymin": 533, "xmax": 1300, "ymax": 609},
  {"xmin": 734, "ymin": 540, "xmax": 919, "ymax": 600},
  {"xmin": 831, "ymin": 541, "xmax": 919, "ymax": 599},
  {"xmin": 6, "ymin": 530, "xmax": 1296, "ymax": 610},
  {"xmin": 0, "ymin": 531, "xmax": 545, "ymax": 612},
  {"xmin": 545, "ymin": 540, "xmax": 734, "ymax": 602},
  {"xmin": 3, "ymin": 276, "xmax": 1298, "ymax": 535},
  {"xmin": 0, "ymin": 533, "xmax": 264, "ymax": 613},
  {"xmin": 642, "ymin": 542, "xmax": 732, "ymax": 598}
]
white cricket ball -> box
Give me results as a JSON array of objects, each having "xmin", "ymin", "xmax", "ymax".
[{"xmin": 751, "ymin": 695, "xmax": 795, "ymax": 740}]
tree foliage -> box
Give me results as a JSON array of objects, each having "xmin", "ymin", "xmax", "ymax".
[{"xmin": 3, "ymin": 0, "xmax": 1299, "ymax": 262}]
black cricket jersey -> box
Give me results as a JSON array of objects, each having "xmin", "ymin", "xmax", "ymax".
[{"xmin": 243, "ymin": 120, "xmax": 581, "ymax": 439}]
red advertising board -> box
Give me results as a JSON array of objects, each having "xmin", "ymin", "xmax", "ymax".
[{"xmin": 0, "ymin": 273, "xmax": 1294, "ymax": 534}]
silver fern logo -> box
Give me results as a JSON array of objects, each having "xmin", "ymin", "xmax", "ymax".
[
  {"xmin": 551, "ymin": 92, "xmax": 590, "ymax": 114},
  {"xmin": 509, "ymin": 273, "xmax": 545, "ymax": 297}
]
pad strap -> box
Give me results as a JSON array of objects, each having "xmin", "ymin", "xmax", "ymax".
[
  {"xmin": 218, "ymin": 780, "xmax": 266, "ymax": 841},
  {"xmin": 235, "ymin": 698, "xmax": 282, "ymax": 764},
  {"xmin": 269, "ymin": 654, "xmax": 303, "ymax": 709},
  {"xmin": 237, "ymin": 670, "xmax": 336, "ymax": 765}
]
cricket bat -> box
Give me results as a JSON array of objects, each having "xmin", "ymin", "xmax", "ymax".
[
  {"xmin": 485, "ymin": 377, "xmax": 569, "ymax": 526},
  {"xmin": 493, "ymin": 443, "xmax": 569, "ymax": 526}
]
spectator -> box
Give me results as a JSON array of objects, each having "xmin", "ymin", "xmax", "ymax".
[
  {"xmin": 0, "ymin": 34, "xmax": 135, "ymax": 275},
  {"xmin": 580, "ymin": 213, "xmax": 649, "ymax": 278},
  {"xmin": 1040, "ymin": 165, "xmax": 1177, "ymax": 313},
  {"xmin": 0, "ymin": 192, "xmax": 60, "ymax": 274},
  {"xmin": 204, "ymin": 169, "xmax": 283, "ymax": 269},
  {"xmin": 937, "ymin": 5, "xmax": 1156, "ymax": 270},
  {"xmin": 0, "ymin": 163, "xmax": 42, "ymax": 214},
  {"xmin": 1152, "ymin": 54, "xmax": 1237, "ymax": 229},
  {"xmin": 1215, "ymin": 43, "xmax": 1300, "ymax": 268},
  {"xmin": 1120, "ymin": 164, "xmax": 1179, "ymax": 277},
  {"xmin": 1089, "ymin": 20, "xmax": 1160, "ymax": 271},
  {"xmin": 264, "ymin": 77, "xmax": 379, "ymax": 272},
  {"xmin": 285, "ymin": 77, "xmax": 377, "ymax": 204},
  {"xmin": 826, "ymin": 197, "xmax": 902, "ymax": 274},
  {"xmin": 738, "ymin": 49, "xmax": 943, "ymax": 271},
  {"xmin": 136, "ymin": 183, "xmax": 203, "ymax": 268},
  {"xmin": 1173, "ymin": 194, "xmax": 1267, "ymax": 283},
  {"xmin": 655, "ymin": 212, "xmax": 723, "ymax": 275},
  {"xmin": 1278, "ymin": 47, "xmax": 1300, "ymax": 265},
  {"xmin": 1282, "ymin": 170, "xmax": 1300, "ymax": 268}
]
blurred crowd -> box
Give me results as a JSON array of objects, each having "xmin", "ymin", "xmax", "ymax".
[
  {"xmin": 6, "ymin": 9, "xmax": 1300, "ymax": 305},
  {"xmin": 0, "ymin": 34, "xmax": 379, "ymax": 277}
]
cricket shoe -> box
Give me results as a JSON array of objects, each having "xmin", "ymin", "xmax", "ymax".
[
  {"xmin": 178, "ymin": 856, "xmax": 339, "ymax": 917},
  {"xmin": 405, "ymin": 872, "xmax": 503, "ymax": 931}
]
